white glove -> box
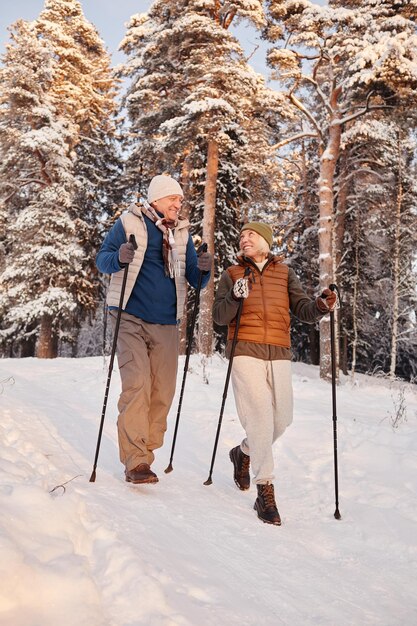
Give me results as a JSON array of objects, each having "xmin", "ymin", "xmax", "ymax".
[{"xmin": 233, "ymin": 277, "xmax": 249, "ymax": 299}]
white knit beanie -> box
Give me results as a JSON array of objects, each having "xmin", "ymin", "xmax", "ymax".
[{"xmin": 147, "ymin": 174, "xmax": 184, "ymax": 203}]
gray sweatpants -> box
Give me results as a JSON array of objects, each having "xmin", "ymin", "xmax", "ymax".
[
  {"xmin": 231, "ymin": 356, "xmax": 293, "ymax": 484},
  {"xmin": 111, "ymin": 311, "xmax": 179, "ymax": 471}
]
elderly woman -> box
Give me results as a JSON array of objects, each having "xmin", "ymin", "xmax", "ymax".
[{"xmin": 213, "ymin": 222, "xmax": 336, "ymax": 526}]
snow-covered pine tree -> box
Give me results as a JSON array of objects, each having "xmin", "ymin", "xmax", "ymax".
[
  {"xmin": 265, "ymin": 0, "xmax": 417, "ymax": 379},
  {"xmin": 69, "ymin": 129, "xmax": 124, "ymax": 356},
  {"xmin": 0, "ymin": 1, "xmax": 121, "ymax": 358},
  {"xmin": 35, "ymin": 0, "xmax": 122, "ymax": 353},
  {"xmin": 35, "ymin": 0, "xmax": 115, "ymax": 146},
  {"xmin": 338, "ymin": 117, "xmax": 417, "ymax": 381},
  {"xmin": 119, "ymin": 0, "xmax": 288, "ymax": 355},
  {"xmin": 0, "ymin": 19, "xmax": 82, "ymax": 357},
  {"xmin": 387, "ymin": 131, "xmax": 417, "ymax": 379}
]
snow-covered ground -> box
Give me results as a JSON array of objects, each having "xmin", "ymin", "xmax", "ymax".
[{"xmin": 0, "ymin": 355, "xmax": 416, "ymax": 626}]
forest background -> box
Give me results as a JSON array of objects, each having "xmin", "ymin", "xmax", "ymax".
[{"xmin": 0, "ymin": 0, "xmax": 416, "ymax": 382}]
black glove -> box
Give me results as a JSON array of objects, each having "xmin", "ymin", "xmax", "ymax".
[
  {"xmin": 316, "ymin": 288, "xmax": 337, "ymax": 313},
  {"xmin": 197, "ymin": 251, "xmax": 212, "ymax": 272},
  {"xmin": 119, "ymin": 242, "xmax": 135, "ymax": 265}
]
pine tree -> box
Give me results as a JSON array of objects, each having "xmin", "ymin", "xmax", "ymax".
[
  {"xmin": 35, "ymin": 0, "xmax": 122, "ymax": 352},
  {"xmin": 0, "ymin": 20, "xmax": 82, "ymax": 357},
  {"xmin": 119, "ymin": 0, "xmax": 288, "ymax": 354},
  {"xmin": 0, "ymin": 0, "xmax": 121, "ymax": 357},
  {"xmin": 338, "ymin": 116, "xmax": 417, "ymax": 380},
  {"xmin": 36, "ymin": 0, "xmax": 114, "ymax": 141},
  {"xmin": 265, "ymin": 0, "xmax": 417, "ymax": 379}
]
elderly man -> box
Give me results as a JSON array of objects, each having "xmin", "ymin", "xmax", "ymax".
[{"xmin": 96, "ymin": 174, "xmax": 211, "ymax": 484}]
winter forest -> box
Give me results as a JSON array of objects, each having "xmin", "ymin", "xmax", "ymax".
[{"xmin": 0, "ymin": 0, "xmax": 416, "ymax": 382}]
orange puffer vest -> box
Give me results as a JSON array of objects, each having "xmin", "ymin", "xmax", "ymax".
[{"xmin": 227, "ymin": 259, "xmax": 290, "ymax": 348}]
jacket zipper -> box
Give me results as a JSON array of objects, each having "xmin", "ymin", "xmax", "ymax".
[{"xmin": 242, "ymin": 256, "xmax": 275, "ymax": 344}]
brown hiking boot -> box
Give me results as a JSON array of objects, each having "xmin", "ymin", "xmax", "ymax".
[
  {"xmin": 229, "ymin": 445, "xmax": 250, "ymax": 491},
  {"xmin": 254, "ymin": 483, "xmax": 281, "ymax": 526},
  {"xmin": 125, "ymin": 463, "xmax": 159, "ymax": 484}
]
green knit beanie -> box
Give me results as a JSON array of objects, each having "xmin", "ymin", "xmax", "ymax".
[{"xmin": 240, "ymin": 222, "xmax": 273, "ymax": 248}]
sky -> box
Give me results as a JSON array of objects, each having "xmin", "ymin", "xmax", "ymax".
[
  {"xmin": 1, "ymin": 354, "xmax": 417, "ymax": 625},
  {"xmin": 0, "ymin": 0, "xmax": 270, "ymax": 75}
]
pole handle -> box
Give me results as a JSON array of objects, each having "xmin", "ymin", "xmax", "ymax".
[
  {"xmin": 319, "ymin": 284, "xmax": 341, "ymax": 311},
  {"xmin": 197, "ymin": 242, "xmax": 208, "ymax": 255},
  {"xmin": 129, "ymin": 233, "xmax": 138, "ymax": 250},
  {"xmin": 320, "ymin": 283, "xmax": 339, "ymax": 299}
]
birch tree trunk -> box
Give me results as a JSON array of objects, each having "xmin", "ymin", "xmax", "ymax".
[
  {"xmin": 389, "ymin": 135, "xmax": 402, "ymax": 379},
  {"xmin": 334, "ymin": 151, "xmax": 348, "ymax": 276},
  {"xmin": 318, "ymin": 109, "xmax": 341, "ymax": 380},
  {"xmin": 351, "ymin": 215, "xmax": 360, "ymax": 379},
  {"xmin": 334, "ymin": 152, "xmax": 348, "ymax": 373},
  {"xmin": 197, "ymin": 139, "xmax": 218, "ymax": 356},
  {"xmin": 301, "ymin": 141, "xmax": 320, "ymax": 364}
]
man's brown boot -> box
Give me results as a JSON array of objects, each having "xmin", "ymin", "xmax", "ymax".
[
  {"xmin": 229, "ymin": 445, "xmax": 250, "ymax": 490},
  {"xmin": 254, "ymin": 483, "xmax": 281, "ymax": 525},
  {"xmin": 125, "ymin": 463, "xmax": 159, "ymax": 484}
]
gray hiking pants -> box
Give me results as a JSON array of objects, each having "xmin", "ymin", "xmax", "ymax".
[{"xmin": 111, "ymin": 311, "xmax": 179, "ymax": 471}]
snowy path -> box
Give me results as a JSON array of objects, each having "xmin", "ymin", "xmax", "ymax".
[{"xmin": 1, "ymin": 356, "xmax": 416, "ymax": 626}]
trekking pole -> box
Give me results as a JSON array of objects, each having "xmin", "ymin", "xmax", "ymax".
[
  {"xmin": 204, "ymin": 267, "xmax": 251, "ymax": 486},
  {"xmin": 326, "ymin": 283, "xmax": 342, "ymax": 519},
  {"xmin": 89, "ymin": 234, "xmax": 137, "ymax": 483},
  {"xmin": 165, "ymin": 243, "xmax": 208, "ymax": 474}
]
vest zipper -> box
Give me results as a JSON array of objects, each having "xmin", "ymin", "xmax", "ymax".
[{"xmin": 258, "ymin": 258, "xmax": 274, "ymax": 343}]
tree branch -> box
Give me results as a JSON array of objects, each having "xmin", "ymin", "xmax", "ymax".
[
  {"xmin": 245, "ymin": 44, "xmax": 259, "ymax": 64},
  {"xmin": 271, "ymin": 131, "xmax": 320, "ymax": 150},
  {"xmin": 288, "ymin": 91, "xmax": 324, "ymax": 140},
  {"xmin": 303, "ymin": 75, "xmax": 332, "ymax": 114},
  {"xmin": 1, "ymin": 179, "xmax": 48, "ymax": 202},
  {"xmin": 337, "ymin": 91, "xmax": 395, "ymax": 125}
]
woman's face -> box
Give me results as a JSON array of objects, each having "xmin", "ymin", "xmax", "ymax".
[{"xmin": 239, "ymin": 229, "xmax": 266, "ymax": 261}]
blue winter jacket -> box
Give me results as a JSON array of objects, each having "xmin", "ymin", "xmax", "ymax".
[{"xmin": 96, "ymin": 215, "xmax": 210, "ymax": 325}]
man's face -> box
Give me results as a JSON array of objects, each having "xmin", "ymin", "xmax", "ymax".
[{"xmin": 152, "ymin": 195, "xmax": 183, "ymax": 222}]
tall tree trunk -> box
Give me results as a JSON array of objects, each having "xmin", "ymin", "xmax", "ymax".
[
  {"xmin": 197, "ymin": 139, "xmax": 218, "ymax": 356},
  {"xmin": 318, "ymin": 109, "xmax": 341, "ymax": 380},
  {"xmin": 390, "ymin": 135, "xmax": 402, "ymax": 379},
  {"xmin": 334, "ymin": 152, "xmax": 348, "ymax": 373},
  {"xmin": 334, "ymin": 151, "xmax": 348, "ymax": 274},
  {"xmin": 36, "ymin": 314, "xmax": 58, "ymax": 358},
  {"xmin": 178, "ymin": 153, "xmax": 192, "ymax": 356},
  {"xmin": 351, "ymin": 214, "xmax": 360, "ymax": 379},
  {"xmin": 301, "ymin": 141, "xmax": 320, "ymax": 365}
]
